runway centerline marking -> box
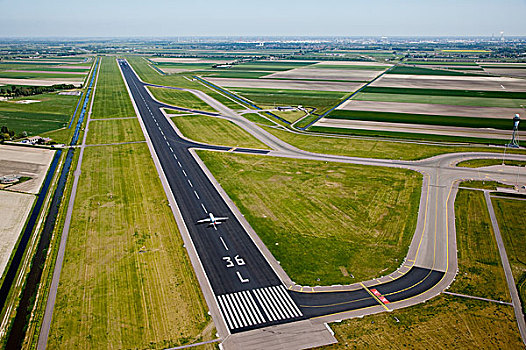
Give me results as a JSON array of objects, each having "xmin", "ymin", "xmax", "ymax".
[
  {"xmin": 194, "ymin": 190, "xmax": 200, "ymax": 199},
  {"xmin": 201, "ymin": 203, "xmax": 207, "ymax": 213},
  {"xmin": 219, "ymin": 236, "xmax": 229, "ymax": 250},
  {"xmin": 188, "ymin": 179, "xmax": 193, "ymax": 187}
]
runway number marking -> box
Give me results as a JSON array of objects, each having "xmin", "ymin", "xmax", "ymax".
[{"xmin": 222, "ymin": 255, "xmax": 246, "ymax": 268}]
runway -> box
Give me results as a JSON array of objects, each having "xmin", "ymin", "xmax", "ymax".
[{"xmin": 118, "ymin": 59, "xmax": 526, "ymax": 337}]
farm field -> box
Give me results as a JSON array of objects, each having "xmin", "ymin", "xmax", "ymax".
[
  {"xmin": 492, "ymin": 197, "xmax": 526, "ymax": 316},
  {"xmin": 0, "ymin": 93, "xmax": 79, "ymax": 135},
  {"xmin": 47, "ymin": 144, "xmax": 215, "ymax": 349},
  {"xmin": 147, "ymin": 86, "xmax": 217, "ymax": 112},
  {"xmin": 206, "ymin": 77, "xmax": 365, "ymax": 92},
  {"xmin": 0, "ymin": 191, "xmax": 34, "ymax": 280},
  {"xmin": 451, "ymin": 189, "xmax": 510, "ymax": 302},
  {"xmin": 353, "ymin": 91, "xmax": 526, "ymax": 108},
  {"xmin": 171, "ymin": 114, "xmax": 269, "ymax": 149},
  {"xmin": 264, "ymin": 68, "xmax": 385, "ymax": 82},
  {"xmin": 371, "ymin": 74, "xmax": 526, "ymax": 92},
  {"xmin": 335, "ymin": 100, "xmax": 522, "ymax": 119},
  {"xmin": 198, "ymin": 151, "xmax": 422, "ymax": 285}
]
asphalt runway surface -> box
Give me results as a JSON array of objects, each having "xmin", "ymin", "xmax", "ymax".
[{"xmin": 119, "ymin": 60, "xmax": 448, "ymax": 334}]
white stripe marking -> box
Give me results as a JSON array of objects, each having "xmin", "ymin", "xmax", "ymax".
[
  {"xmin": 217, "ymin": 296, "xmax": 235, "ymax": 330},
  {"xmin": 219, "ymin": 236, "xmax": 229, "ymax": 250},
  {"xmin": 245, "ymin": 291, "xmax": 265, "ymax": 323},
  {"xmin": 182, "ymin": 170, "xmax": 187, "ymax": 177},
  {"xmin": 275, "ymin": 285, "xmax": 303, "ymax": 317},
  {"xmin": 188, "ymin": 179, "xmax": 193, "ymax": 188},
  {"xmin": 225, "ymin": 294, "xmax": 244, "ymax": 328},
  {"xmin": 268, "ymin": 286, "xmax": 293, "ymax": 318},
  {"xmin": 253, "ymin": 289, "xmax": 276, "ymax": 321},
  {"xmin": 233, "ymin": 293, "xmax": 252, "ymax": 326},
  {"xmin": 236, "ymin": 292, "xmax": 257, "ymax": 326},
  {"xmin": 261, "ymin": 287, "xmax": 286, "ymax": 320},
  {"xmin": 177, "ymin": 161, "xmax": 182, "ymax": 167},
  {"xmin": 194, "ymin": 190, "xmax": 200, "ymax": 199},
  {"xmin": 201, "ymin": 203, "xmax": 207, "ymax": 213}
]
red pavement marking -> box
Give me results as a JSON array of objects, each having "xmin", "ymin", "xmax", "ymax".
[{"xmin": 370, "ymin": 288, "xmax": 390, "ymax": 304}]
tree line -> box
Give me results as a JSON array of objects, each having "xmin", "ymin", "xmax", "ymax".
[{"xmin": 0, "ymin": 84, "xmax": 77, "ymax": 98}]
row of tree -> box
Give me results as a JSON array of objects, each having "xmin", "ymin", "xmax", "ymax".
[
  {"xmin": 0, "ymin": 125, "xmax": 27, "ymax": 142},
  {"xmin": 0, "ymin": 84, "xmax": 77, "ymax": 98}
]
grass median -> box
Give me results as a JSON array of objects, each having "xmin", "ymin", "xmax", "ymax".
[
  {"xmin": 492, "ymin": 196, "xmax": 526, "ymax": 316},
  {"xmin": 86, "ymin": 118, "xmax": 145, "ymax": 145},
  {"xmin": 198, "ymin": 151, "xmax": 421, "ymax": 285},
  {"xmin": 171, "ymin": 114, "xmax": 270, "ymax": 149},
  {"xmin": 47, "ymin": 143, "xmax": 214, "ymax": 349}
]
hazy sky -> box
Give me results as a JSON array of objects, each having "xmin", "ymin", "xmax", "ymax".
[{"xmin": 1, "ymin": 0, "xmax": 525, "ymax": 37}]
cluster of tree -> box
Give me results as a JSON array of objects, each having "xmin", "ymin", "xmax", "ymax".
[
  {"xmin": 0, "ymin": 84, "xmax": 77, "ymax": 98},
  {"xmin": 0, "ymin": 125, "xmax": 26, "ymax": 142}
]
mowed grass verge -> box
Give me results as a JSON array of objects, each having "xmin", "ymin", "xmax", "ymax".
[
  {"xmin": 91, "ymin": 56, "xmax": 135, "ymax": 119},
  {"xmin": 147, "ymin": 86, "xmax": 217, "ymax": 113},
  {"xmin": 48, "ymin": 144, "xmax": 214, "ymax": 349},
  {"xmin": 86, "ymin": 118, "xmax": 145, "ymax": 145},
  {"xmin": 457, "ymin": 159, "xmax": 526, "ymax": 168},
  {"xmin": 171, "ymin": 115, "xmax": 270, "ymax": 149},
  {"xmin": 322, "ymin": 295, "xmax": 522, "ymax": 349},
  {"xmin": 492, "ymin": 197, "xmax": 526, "ymax": 315},
  {"xmin": 197, "ymin": 151, "xmax": 421, "ymax": 285},
  {"xmin": 452, "ymin": 189, "xmax": 510, "ymax": 301}
]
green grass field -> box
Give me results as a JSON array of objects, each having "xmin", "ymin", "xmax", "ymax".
[
  {"xmin": 171, "ymin": 115, "xmax": 269, "ymax": 149},
  {"xmin": 47, "ymin": 144, "xmax": 215, "ymax": 349},
  {"xmin": 198, "ymin": 151, "xmax": 421, "ymax": 285},
  {"xmin": 361, "ymin": 86, "xmax": 526, "ymax": 100},
  {"xmin": 86, "ymin": 118, "xmax": 145, "ymax": 145},
  {"xmin": 198, "ymin": 70, "xmax": 271, "ymax": 79},
  {"xmin": 261, "ymin": 107, "xmax": 306, "ymax": 123},
  {"xmin": 323, "ymin": 294, "xmax": 522, "ymax": 349},
  {"xmin": 457, "ymin": 159, "xmax": 526, "ymax": 168},
  {"xmin": 492, "ymin": 197, "xmax": 526, "ymax": 316},
  {"xmin": 452, "ymin": 189, "xmax": 510, "ymax": 301},
  {"xmin": 147, "ymin": 86, "xmax": 217, "ymax": 112},
  {"xmin": 0, "ymin": 72, "xmax": 86, "ymax": 79},
  {"xmin": 241, "ymin": 113, "xmax": 276, "ymax": 126},
  {"xmin": 353, "ymin": 91, "xmax": 526, "ymax": 108},
  {"xmin": 460, "ymin": 180, "xmax": 515, "ymax": 191},
  {"xmin": 230, "ymin": 87, "xmax": 348, "ymax": 115},
  {"xmin": 264, "ymin": 126, "xmax": 526, "ymax": 159},
  {"xmin": 326, "ymin": 109, "xmax": 510, "ymax": 130},
  {"xmin": 0, "ymin": 93, "xmax": 78, "ymax": 135},
  {"xmin": 92, "ymin": 57, "xmax": 136, "ymax": 119}
]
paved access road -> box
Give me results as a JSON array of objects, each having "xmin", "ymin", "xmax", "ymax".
[{"xmin": 119, "ymin": 60, "xmax": 526, "ymax": 339}]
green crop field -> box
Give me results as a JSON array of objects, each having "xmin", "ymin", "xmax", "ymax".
[
  {"xmin": 361, "ymin": 86, "xmax": 526, "ymax": 100},
  {"xmin": 47, "ymin": 144, "xmax": 215, "ymax": 349},
  {"xmin": 262, "ymin": 126, "xmax": 526, "ymax": 160},
  {"xmin": 387, "ymin": 65, "xmax": 480, "ymax": 76},
  {"xmin": 492, "ymin": 197, "xmax": 526, "ymax": 315},
  {"xmin": 154, "ymin": 62, "xmax": 215, "ymax": 71},
  {"xmin": 92, "ymin": 57, "xmax": 136, "ymax": 119},
  {"xmin": 322, "ymin": 295, "xmax": 522, "ymax": 349},
  {"xmin": 404, "ymin": 61, "xmax": 479, "ymax": 66},
  {"xmin": 353, "ymin": 92, "xmax": 526, "ymax": 108},
  {"xmin": 452, "ymin": 189, "xmax": 510, "ymax": 301},
  {"xmin": 326, "ymin": 110, "xmax": 510, "ymax": 130},
  {"xmin": 86, "ymin": 118, "xmax": 145, "ymax": 145},
  {"xmin": 198, "ymin": 151, "xmax": 421, "ymax": 285},
  {"xmin": 0, "ymin": 71, "xmax": 86, "ymax": 79},
  {"xmin": 308, "ymin": 125, "xmax": 515, "ymax": 145},
  {"xmin": 147, "ymin": 86, "xmax": 217, "ymax": 112},
  {"xmin": 0, "ymin": 93, "xmax": 78, "ymax": 135},
  {"xmin": 171, "ymin": 115, "xmax": 269, "ymax": 149},
  {"xmin": 230, "ymin": 87, "xmax": 348, "ymax": 115}
]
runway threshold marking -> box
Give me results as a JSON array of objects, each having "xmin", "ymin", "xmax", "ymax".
[{"xmin": 360, "ymin": 282, "xmax": 390, "ymax": 311}]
